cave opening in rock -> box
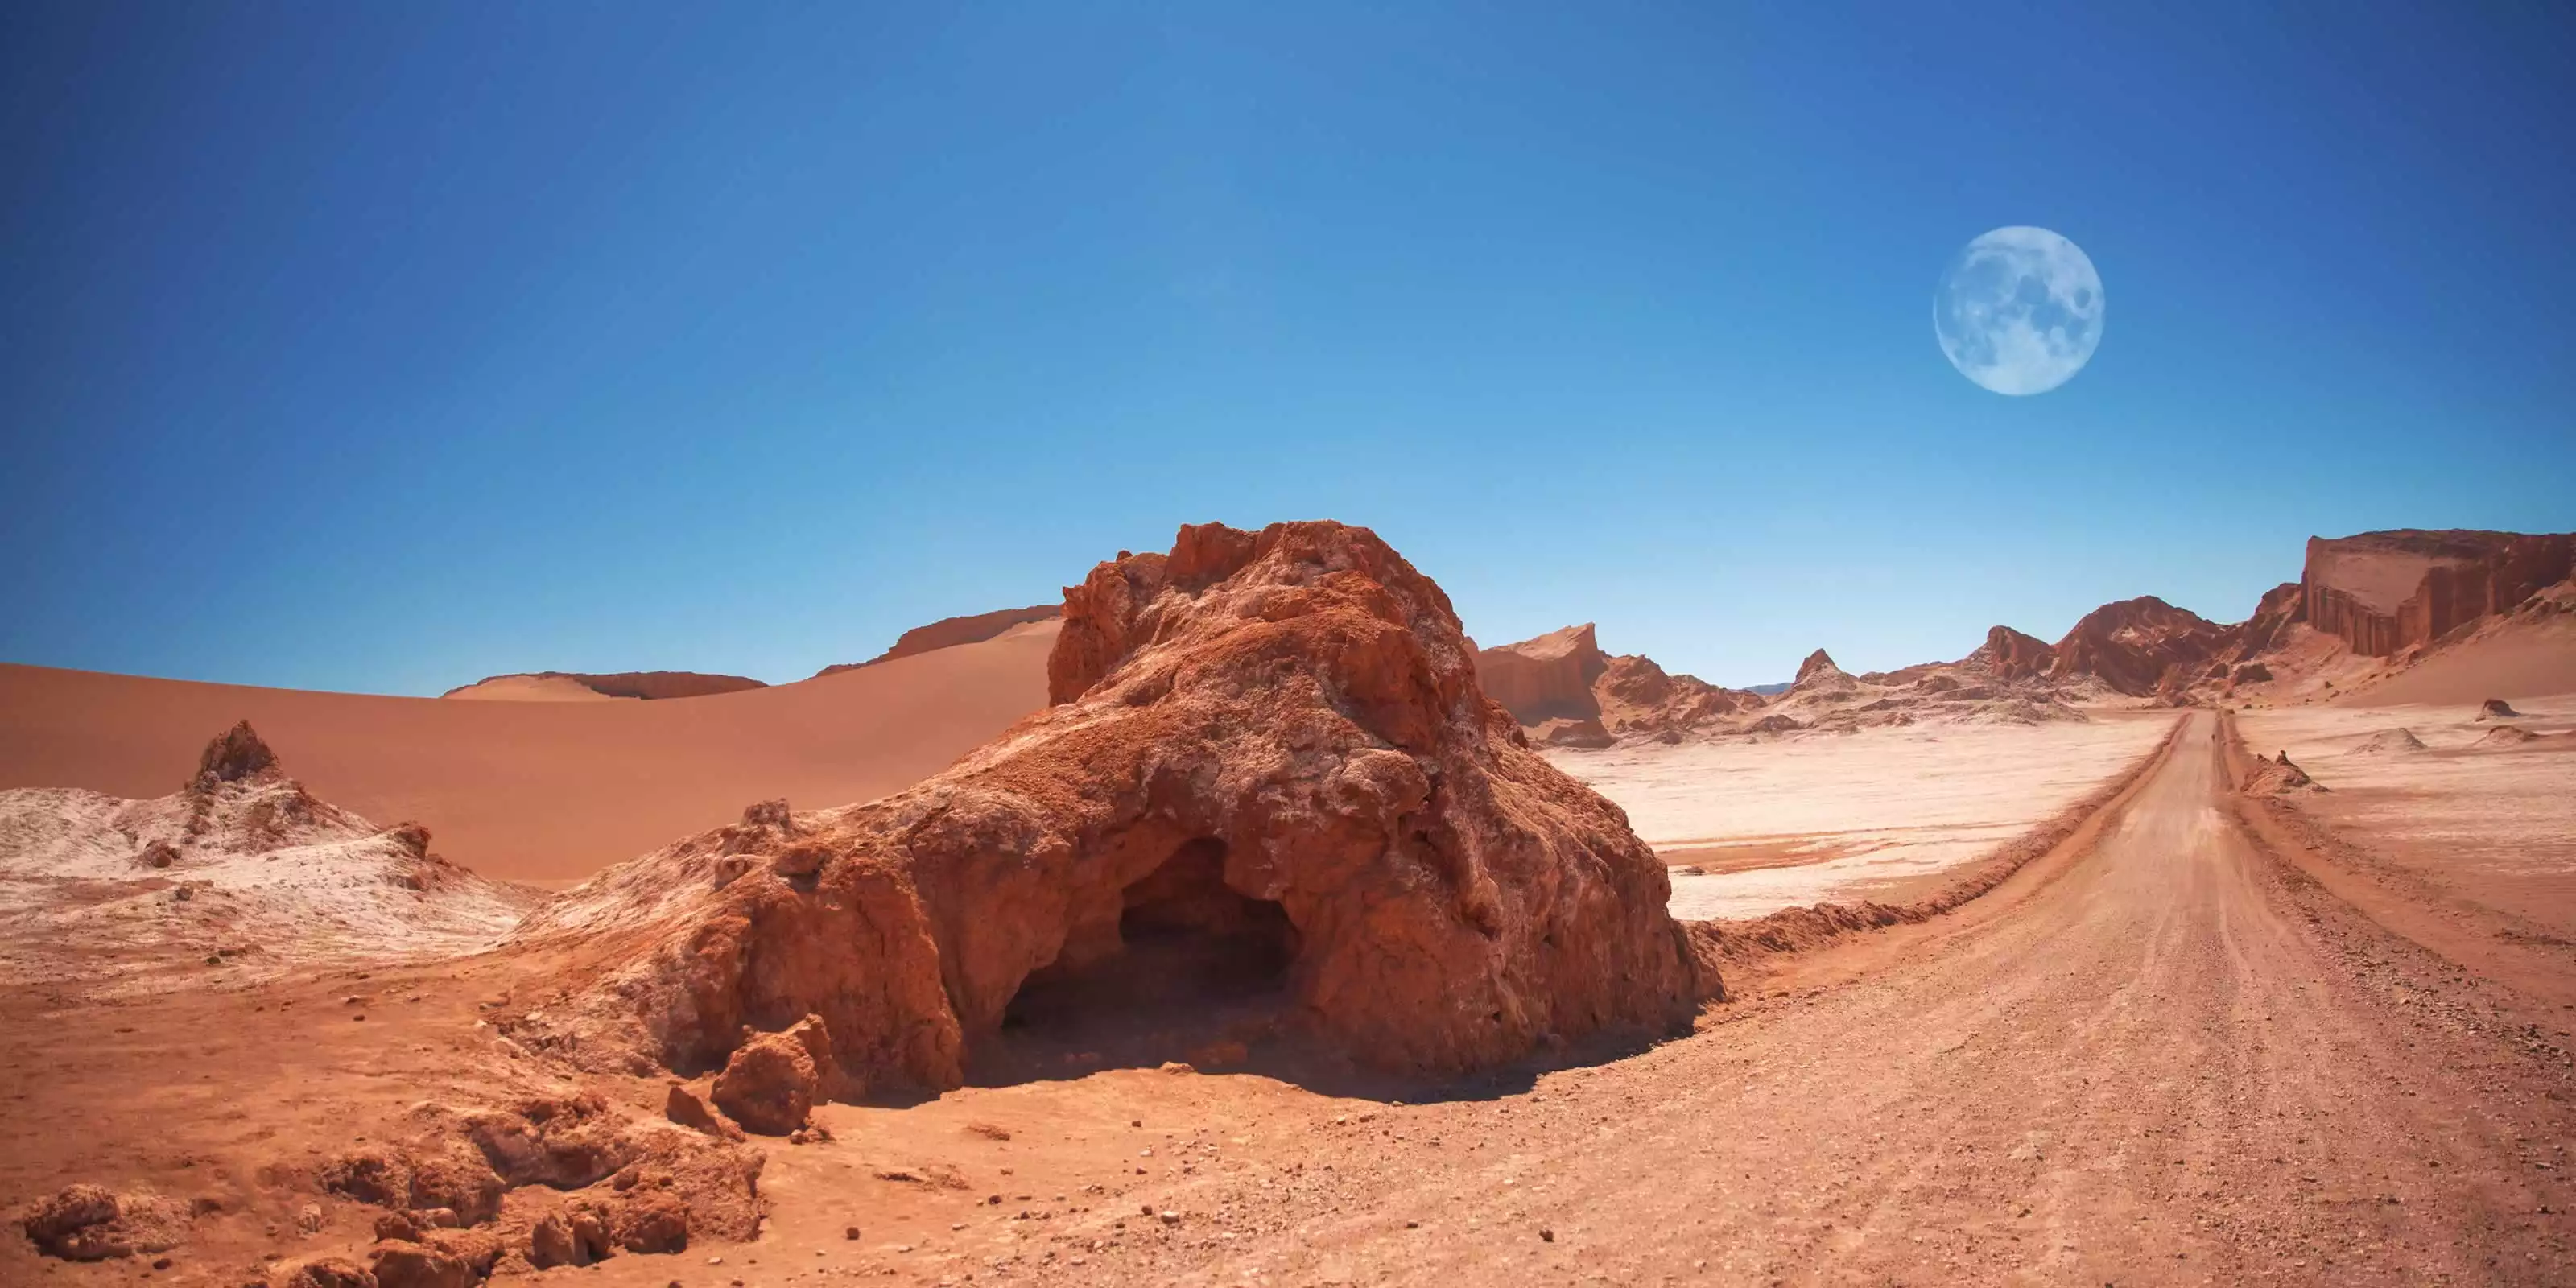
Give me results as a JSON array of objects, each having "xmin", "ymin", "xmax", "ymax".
[{"xmin": 986, "ymin": 837, "xmax": 1300, "ymax": 1078}]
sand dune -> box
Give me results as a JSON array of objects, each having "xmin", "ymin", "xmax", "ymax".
[
  {"xmin": 2343, "ymin": 615, "xmax": 2576, "ymax": 707},
  {"xmin": 0, "ymin": 622, "xmax": 1058, "ymax": 882}
]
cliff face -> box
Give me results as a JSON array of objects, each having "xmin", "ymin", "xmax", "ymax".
[
  {"xmin": 814, "ymin": 604, "xmax": 1061, "ymax": 678},
  {"xmin": 1472, "ymin": 625, "xmax": 1611, "ymax": 724},
  {"xmin": 2301, "ymin": 530, "xmax": 2574, "ymax": 657}
]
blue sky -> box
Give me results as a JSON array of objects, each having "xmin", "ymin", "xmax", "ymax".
[{"xmin": 4, "ymin": 3, "xmax": 2570, "ymax": 694}]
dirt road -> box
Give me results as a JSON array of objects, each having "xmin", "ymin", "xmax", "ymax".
[{"xmin": 885, "ymin": 711, "xmax": 2573, "ymax": 1286}]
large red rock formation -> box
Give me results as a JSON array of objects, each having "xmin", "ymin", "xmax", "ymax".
[
  {"xmin": 2300, "ymin": 530, "xmax": 2574, "ymax": 657},
  {"xmin": 812, "ymin": 604, "xmax": 1060, "ymax": 678},
  {"xmin": 2046, "ymin": 597, "xmax": 2232, "ymax": 696},
  {"xmin": 1471, "ymin": 624, "xmax": 1609, "ymax": 724},
  {"xmin": 518, "ymin": 522, "xmax": 1701, "ymax": 1091}
]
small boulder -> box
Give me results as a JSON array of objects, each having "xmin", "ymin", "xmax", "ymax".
[
  {"xmin": 2477, "ymin": 698, "xmax": 2524, "ymax": 720},
  {"xmin": 318, "ymin": 1148, "xmax": 412, "ymax": 1208},
  {"xmin": 368, "ymin": 1241, "xmax": 474, "ymax": 1288},
  {"xmin": 613, "ymin": 1191, "xmax": 690, "ymax": 1254},
  {"xmin": 21, "ymin": 1184, "xmax": 118, "ymax": 1257},
  {"xmin": 281, "ymin": 1257, "xmax": 379, "ymax": 1288},
  {"xmin": 526, "ymin": 1212, "xmax": 579, "ymax": 1269},
  {"xmin": 711, "ymin": 1021, "xmax": 827, "ymax": 1136},
  {"xmin": 20, "ymin": 1185, "xmax": 188, "ymax": 1261},
  {"xmin": 138, "ymin": 840, "xmax": 178, "ymax": 869},
  {"xmin": 663, "ymin": 1082, "xmax": 744, "ymax": 1141}
]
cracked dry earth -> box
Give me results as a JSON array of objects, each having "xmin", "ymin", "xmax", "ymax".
[
  {"xmin": 8, "ymin": 711, "xmax": 2573, "ymax": 1287},
  {"xmin": 753, "ymin": 710, "xmax": 2572, "ymax": 1287}
]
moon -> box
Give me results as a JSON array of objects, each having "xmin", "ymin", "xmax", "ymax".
[{"xmin": 1934, "ymin": 227, "xmax": 2103, "ymax": 395}]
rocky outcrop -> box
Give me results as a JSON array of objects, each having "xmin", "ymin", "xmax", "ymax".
[
  {"xmin": 2476, "ymin": 698, "xmax": 2523, "ymax": 720},
  {"xmin": 440, "ymin": 671, "xmax": 768, "ymax": 700},
  {"xmin": 192, "ymin": 719, "xmax": 281, "ymax": 789},
  {"xmin": 1472, "ymin": 625, "xmax": 1609, "ymax": 724},
  {"xmin": 1529, "ymin": 716, "xmax": 1616, "ymax": 749},
  {"xmin": 812, "ymin": 604, "xmax": 1060, "ymax": 678},
  {"xmin": 515, "ymin": 522, "xmax": 1702, "ymax": 1090},
  {"xmin": 1794, "ymin": 650, "xmax": 1843, "ymax": 685},
  {"xmin": 1969, "ymin": 627, "xmax": 2055, "ymax": 682},
  {"xmin": 312, "ymin": 1088, "xmax": 764, "ymax": 1273},
  {"xmin": 19, "ymin": 1183, "xmax": 188, "ymax": 1261},
  {"xmin": 2047, "ymin": 597, "xmax": 2233, "ymax": 696},
  {"xmin": 2243, "ymin": 751, "xmax": 2323, "ymax": 795},
  {"xmin": 1474, "ymin": 626, "xmax": 1758, "ymax": 741},
  {"xmin": 0, "ymin": 723, "xmax": 535, "ymax": 985},
  {"xmin": 1592, "ymin": 654, "xmax": 1761, "ymax": 736},
  {"xmin": 2349, "ymin": 729, "xmax": 2426, "ymax": 755},
  {"xmin": 2301, "ymin": 530, "xmax": 2574, "ymax": 658}
]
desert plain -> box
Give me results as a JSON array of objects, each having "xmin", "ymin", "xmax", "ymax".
[{"xmin": 2, "ymin": 523, "xmax": 2574, "ymax": 1288}]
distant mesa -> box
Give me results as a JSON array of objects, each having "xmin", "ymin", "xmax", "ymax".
[
  {"xmin": 1472, "ymin": 624, "xmax": 1608, "ymax": 724},
  {"xmin": 441, "ymin": 671, "xmax": 768, "ymax": 702},
  {"xmin": 2301, "ymin": 530, "xmax": 2573, "ymax": 658},
  {"xmin": 813, "ymin": 604, "xmax": 1061, "ymax": 678}
]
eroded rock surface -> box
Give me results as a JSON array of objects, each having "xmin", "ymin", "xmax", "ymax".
[
  {"xmin": 515, "ymin": 521, "xmax": 1702, "ymax": 1090},
  {"xmin": 2303, "ymin": 530, "xmax": 2574, "ymax": 657},
  {"xmin": 1475, "ymin": 626, "xmax": 1762, "ymax": 742},
  {"xmin": 19, "ymin": 1183, "xmax": 188, "ymax": 1261}
]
